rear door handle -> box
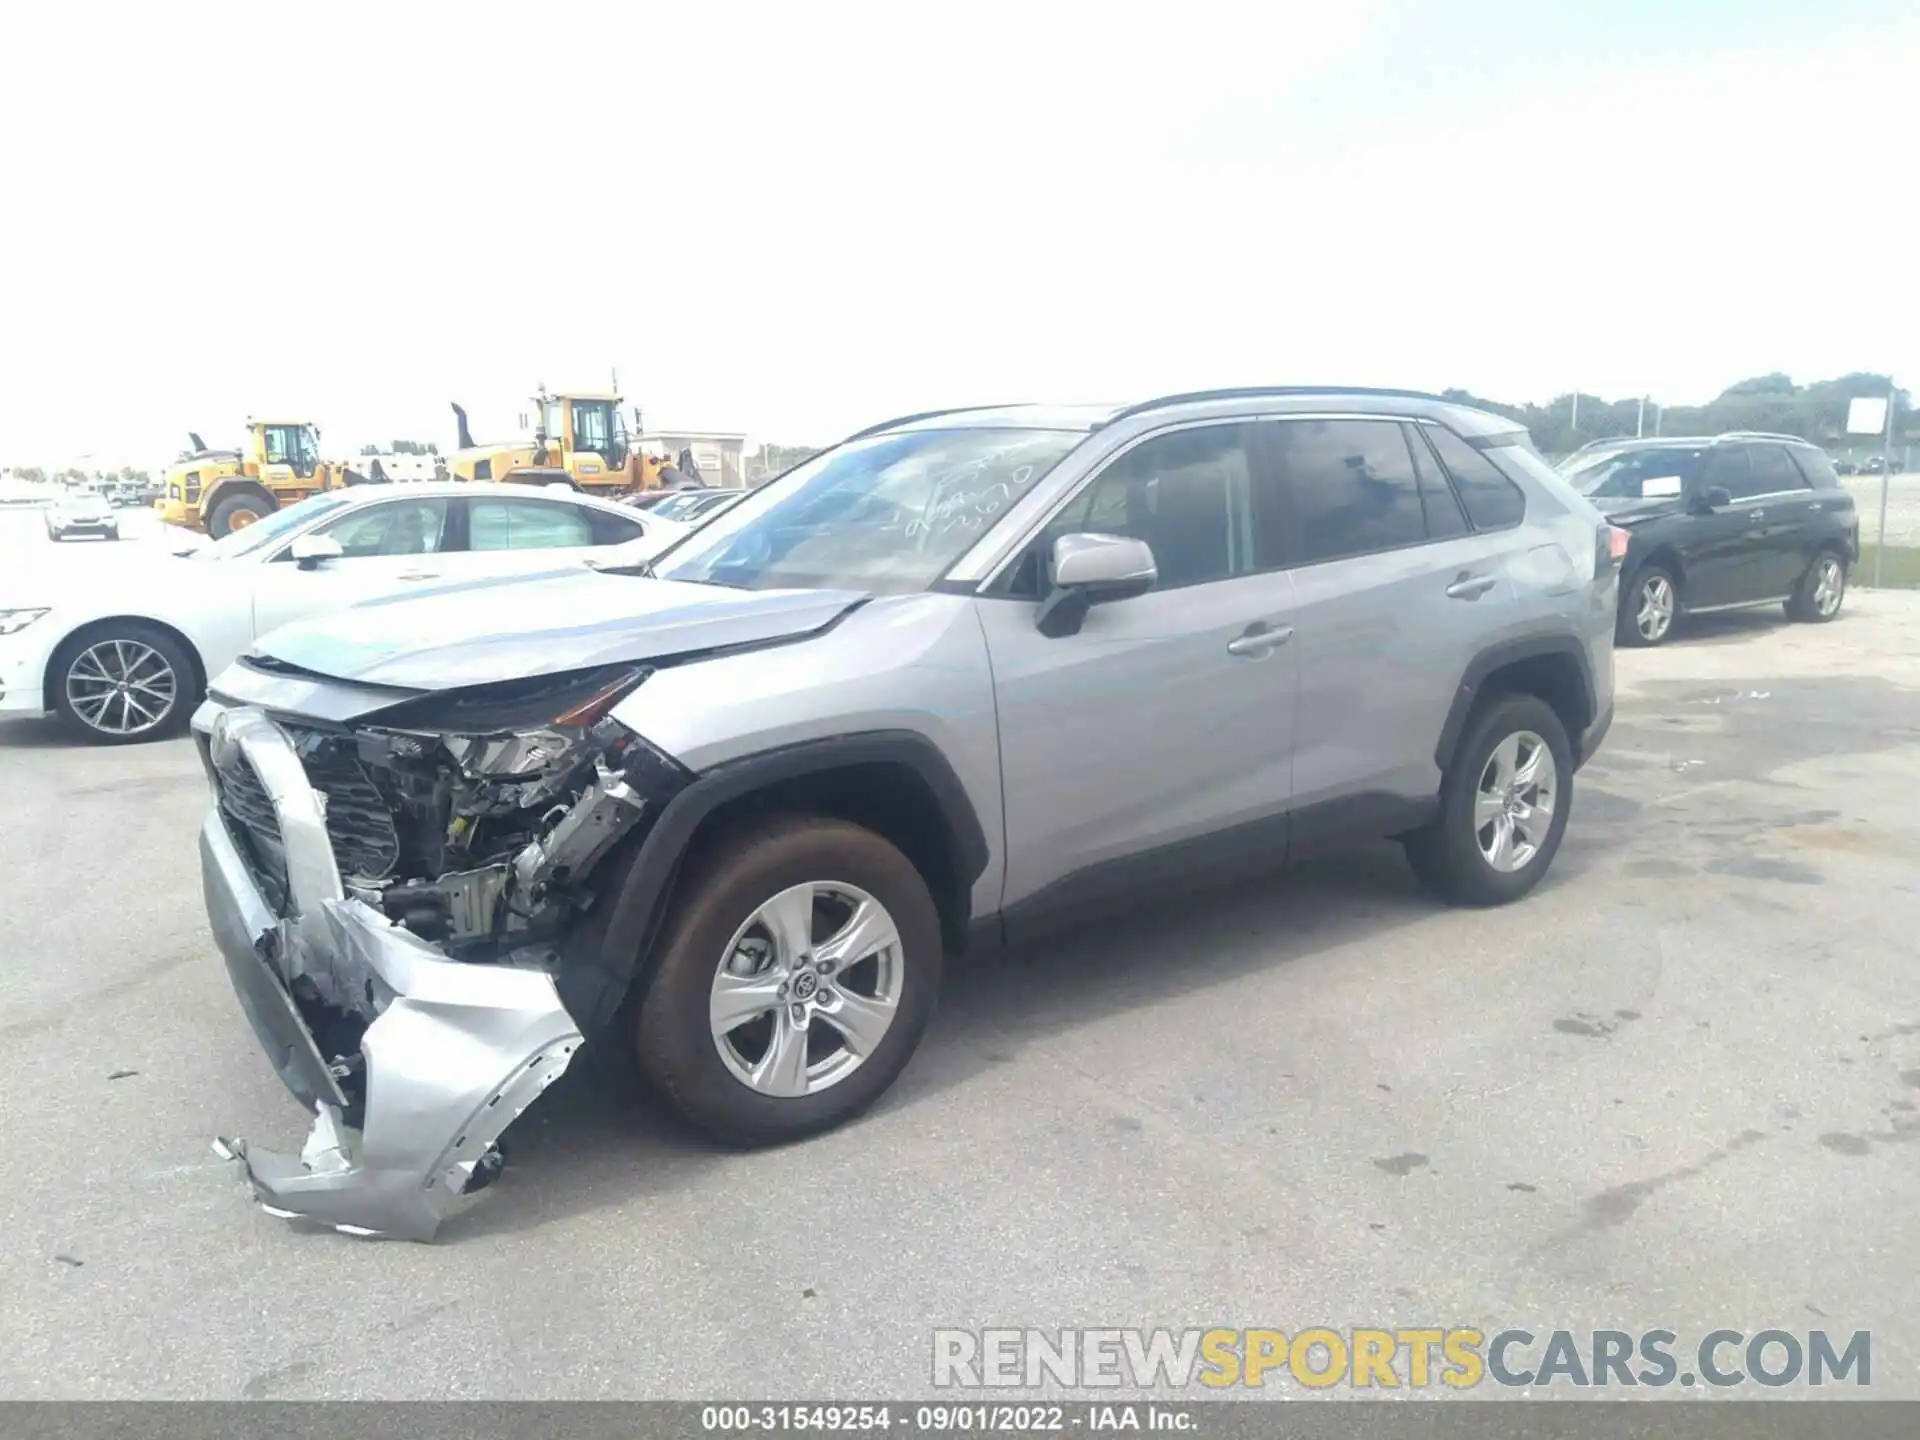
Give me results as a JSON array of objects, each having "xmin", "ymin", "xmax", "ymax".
[
  {"xmin": 1226, "ymin": 623, "xmax": 1294, "ymax": 658},
  {"xmin": 1445, "ymin": 574, "xmax": 1498, "ymax": 600},
  {"xmin": 1748, "ymin": 509, "xmax": 1766, "ymax": 523}
]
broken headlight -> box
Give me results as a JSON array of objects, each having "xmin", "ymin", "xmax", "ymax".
[{"xmin": 373, "ymin": 666, "xmax": 651, "ymax": 779}]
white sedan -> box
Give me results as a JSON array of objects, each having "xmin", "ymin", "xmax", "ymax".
[{"xmin": 0, "ymin": 482, "xmax": 689, "ymax": 744}]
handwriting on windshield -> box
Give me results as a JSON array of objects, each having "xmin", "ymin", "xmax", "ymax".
[{"xmin": 907, "ymin": 465, "xmax": 1030, "ymax": 536}]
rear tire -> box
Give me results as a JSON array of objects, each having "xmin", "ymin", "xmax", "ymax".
[
  {"xmin": 1785, "ymin": 549, "xmax": 1846, "ymax": 623},
  {"xmin": 1617, "ymin": 564, "xmax": 1678, "ymax": 646},
  {"xmin": 1404, "ymin": 694, "xmax": 1573, "ymax": 906},
  {"xmin": 633, "ymin": 814, "xmax": 943, "ymax": 1146}
]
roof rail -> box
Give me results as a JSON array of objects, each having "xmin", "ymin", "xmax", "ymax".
[
  {"xmin": 1097, "ymin": 385, "xmax": 1461, "ymax": 428},
  {"xmin": 1718, "ymin": 430, "xmax": 1806, "ymax": 443},
  {"xmin": 842, "ymin": 403, "xmax": 1031, "ymax": 442}
]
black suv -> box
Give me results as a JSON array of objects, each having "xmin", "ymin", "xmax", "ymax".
[{"xmin": 1561, "ymin": 433, "xmax": 1859, "ymax": 646}]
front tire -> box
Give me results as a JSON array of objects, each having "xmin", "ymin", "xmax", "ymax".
[
  {"xmin": 1786, "ymin": 550, "xmax": 1846, "ymax": 623},
  {"xmin": 1404, "ymin": 694, "xmax": 1573, "ymax": 906},
  {"xmin": 206, "ymin": 491, "xmax": 275, "ymax": 539},
  {"xmin": 51, "ymin": 622, "xmax": 196, "ymax": 745},
  {"xmin": 633, "ymin": 815, "xmax": 943, "ymax": 1146},
  {"xmin": 1618, "ymin": 564, "xmax": 1678, "ymax": 646}
]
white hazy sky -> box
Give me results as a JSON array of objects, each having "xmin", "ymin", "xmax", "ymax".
[{"xmin": 2, "ymin": 1, "xmax": 1914, "ymax": 471}]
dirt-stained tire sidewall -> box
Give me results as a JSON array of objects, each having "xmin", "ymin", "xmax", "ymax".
[
  {"xmin": 51, "ymin": 622, "xmax": 197, "ymax": 745},
  {"xmin": 633, "ymin": 815, "xmax": 943, "ymax": 1146},
  {"xmin": 1404, "ymin": 693, "xmax": 1573, "ymax": 907}
]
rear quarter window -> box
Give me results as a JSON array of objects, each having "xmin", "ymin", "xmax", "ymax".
[
  {"xmin": 1425, "ymin": 425, "xmax": 1527, "ymax": 530},
  {"xmin": 1788, "ymin": 447, "xmax": 1842, "ymax": 490}
]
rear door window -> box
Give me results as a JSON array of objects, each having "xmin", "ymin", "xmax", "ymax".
[
  {"xmin": 468, "ymin": 498, "xmax": 597, "ymax": 550},
  {"xmin": 1260, "ymin": 418, "xmax": 1428, "ymax": 566}
]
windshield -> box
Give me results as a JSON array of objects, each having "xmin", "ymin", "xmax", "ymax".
[
  {"xmin": 653, "ymin": 428, "xmax": 1081, "ymax": 593},
  {"xmin": 572, "ymin": 400, "xmax": 627, "ymax": 466},
  {"xmin": 188, "ymin": 491, "xmax": 353, "ymax": 559},
  {"xmin": 1563, "ymin": 446, "xmax": 1703, "ymax": 500}
]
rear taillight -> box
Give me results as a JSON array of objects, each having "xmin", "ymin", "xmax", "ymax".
[{"xmin": 1596, "ymin": 524, "xmax": 1629, "ymax": 571}]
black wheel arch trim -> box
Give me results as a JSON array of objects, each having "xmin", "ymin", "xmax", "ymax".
[
  {"xmin": 1433, "ymin": 635, "xmax": 1597, "ymax": 775},
  {"xmin": 560, "ymin": 729, "xmax": 989, "ymax": 1032}
]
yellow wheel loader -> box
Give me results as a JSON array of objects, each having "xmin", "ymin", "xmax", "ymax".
[
  {"xmin": 447, "ymin": 388, "xmax": 669, "ymax": 497},
  {"xmin": 157, "ymin": 421, "xmax": 382, "ymax": 538}
]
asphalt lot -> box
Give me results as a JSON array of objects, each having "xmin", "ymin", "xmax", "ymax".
[{"xmin": 2, "ymin": 510, "xmax": 1919, "ymax": 1399}]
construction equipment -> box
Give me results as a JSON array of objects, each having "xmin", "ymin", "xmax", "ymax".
[
  {"xmin": 157, "ymin": 421, "xmax": 381, "ymax": 538},
  {"xmin": 446, "ymin": 387, "xmax": 670, "ymax": 496}
]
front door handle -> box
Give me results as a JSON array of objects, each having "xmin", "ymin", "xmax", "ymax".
[
  {"xmin": 1748, "ymin": 509, "xmax": 1766, "ymax": 522},
  {"xmin": 1445, "ymin": 574, "xmax": 1498, "ymax": 600},
  {"xmin": 1226, "ymin": 623, "xmax": 1294, "ymax": 659}
]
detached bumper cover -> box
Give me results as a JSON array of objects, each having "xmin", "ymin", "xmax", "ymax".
[{"xmin": 196, "ymin": 701, "xmax": 583, "ymax": 1241}]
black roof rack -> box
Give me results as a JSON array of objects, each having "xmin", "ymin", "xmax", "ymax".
[
  {"xmin": 842, "ymin": 403, "xmax": 1032, "ymax": 442},
  {"xmin": 1098, "ymin": 385, "xmax": 1460, "ymax": 428}
]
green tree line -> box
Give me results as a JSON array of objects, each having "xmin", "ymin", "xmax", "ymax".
[{"xmin": 1444, "ymin": 373, "xmax": 1912, "ymax": 456}]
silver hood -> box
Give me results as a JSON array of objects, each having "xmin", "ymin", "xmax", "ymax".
[{"xmin": 246, "ymin": 566, "xmax": 869, "ymax": 690}]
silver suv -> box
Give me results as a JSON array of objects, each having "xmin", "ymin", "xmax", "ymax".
[{"xmin": 192, "ymin": 387, "xmax": 1619, "ymax": 1239}]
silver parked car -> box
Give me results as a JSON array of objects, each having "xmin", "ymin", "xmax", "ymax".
[
  {"xmin": 45, "ymin": 492, "xmax": 120, "ymax": 541},
  {"xmin": 191, "ymin": 386, "xmax": 1619, "ymax": 1239}
]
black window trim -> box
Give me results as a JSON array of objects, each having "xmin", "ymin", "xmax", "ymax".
[
  {"xmin": 978, "ymin": 410, "xmax": 1530, "ymax": 596},
  {"xmin": 1411, "ymin": 419, "xmax": 1528, "ymax": 536},
  {"xmin": 1693, "ymin": 440, "xmax": 1823, "ymax": 504},
  {"xmin": 1403, "ymin": 420, "xmax": 1471, "ymax": 540}
]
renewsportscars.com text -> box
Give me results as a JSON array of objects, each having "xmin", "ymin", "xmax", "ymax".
[{"xmin": 932, "ymin": 1327, "xmax": 1871, "ymax": 1390}]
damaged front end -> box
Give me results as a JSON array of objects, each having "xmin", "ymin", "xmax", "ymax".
[{"xmin": 193, "ymin": 664, "xmax": 687, "ymax": 1240}]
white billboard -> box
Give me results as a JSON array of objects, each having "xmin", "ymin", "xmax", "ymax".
[{"xmin": 1846, "ymin": 396, "xmax": 1889, "ymax": 436}]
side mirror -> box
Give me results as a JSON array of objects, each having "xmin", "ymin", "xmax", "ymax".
[
  {"xmin": 290, "ymin": 534, "xmax": 344, "ymax": 570},
  {"xmin": 1035, "ymin": 533, "xmax": 1158, "ymax": 638},
  {"xmin": 1689, "ymin": 485, "xmax": 1733, "ymax": 515}
]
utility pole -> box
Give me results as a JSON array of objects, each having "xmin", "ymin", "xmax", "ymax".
[
  {"xmin": 1874, "ymin": 383, "xmax": 1895, "ymax": 588},
  {"xmin": 1570, "ymin": 391, "xmax": 1580, "ymax": 433},
  {"xmin": 1636, "ymin": 395, "xmax": 1646, "ymax": 438}
]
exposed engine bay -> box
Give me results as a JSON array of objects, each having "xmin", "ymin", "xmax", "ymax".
[{"xmin": 198, "ymin": 664, "xmax": 691, "ymax": 1240}]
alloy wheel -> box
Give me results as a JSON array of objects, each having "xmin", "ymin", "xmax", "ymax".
[
  {"xmin": 65, "ymin": 639, "xmax": 178, "ymax": 737},
  {"xmin": 709, "ymin": 881, "xmax": 904, "ymax": 1098},
  {"xmin": 1474, "ymin": 730, "xmax": 1557, "ymax": 873},
  {"xmin": 1635, "ymin": 575, "xmax": 1674, "ymax": 642},
  {"xmin": 1813, "ymin": 556, "xmax": 1844, "ymax": 618}
]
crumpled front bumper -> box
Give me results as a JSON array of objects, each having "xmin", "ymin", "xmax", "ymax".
[{"xmin": 195, "ymin": 701, "xmax": 583, "ymax": 1241}]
